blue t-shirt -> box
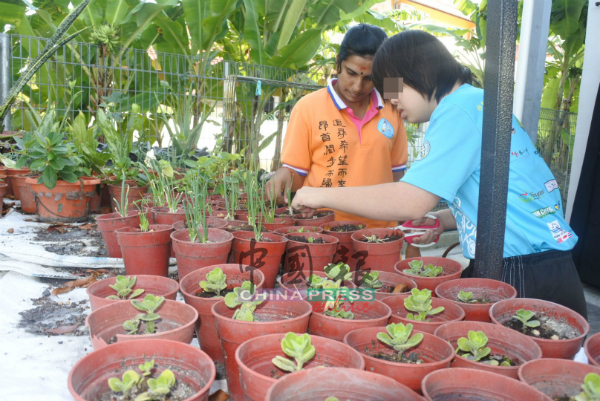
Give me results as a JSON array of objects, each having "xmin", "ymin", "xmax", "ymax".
[{"xmin": 402, "ymin": 84, "xmax": 577, "ymax": 259}]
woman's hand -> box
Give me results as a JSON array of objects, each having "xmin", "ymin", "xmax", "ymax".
[
  {"xmin": 410, "ymin": 215, "xmax": 445, "ymax": 245},
  {"xmin": 290, "ymin": 187, "xmax": 326, "ymax": 218}
]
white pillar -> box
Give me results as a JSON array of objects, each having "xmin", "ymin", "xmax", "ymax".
[
  {"xmin": 566, "ymin": 1, "xmax": 600, "ymax": 221},
  {"xmin": 513, "ymin": 0, "xmax": 552, "ymax": 144}
]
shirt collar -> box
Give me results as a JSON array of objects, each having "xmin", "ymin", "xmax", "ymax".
[{"xmin": 327, "ymin": 78, "xmax": 384, "ymax": 111}]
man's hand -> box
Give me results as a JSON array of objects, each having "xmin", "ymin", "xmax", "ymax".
[
  {"xmin": 409, "ymin": 215, "xmax": 445, "ymax": 246},
  {"xmin": 264, "ymin": 168, "xmax": 293, "ymax": 205},
  {"xmin": 290, "ymin": 186, "xmax": 325, "ymax": 218}
]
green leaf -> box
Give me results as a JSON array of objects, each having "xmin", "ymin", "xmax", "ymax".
[
  {"xmin": 277, "ymin": 0, "xmax": 308, "ymax": 51},
  {"xmin": 242, "ymin": 0, "xmax": 264, "ymax": 65},
  {"xmin": 272, "ymin": 356, "xmax": 298, "ymax": 372},
  {"xmin": 269, "ymin": 28, "xmax": 323, "ymax": 69},
  {"xmin": 43, "ymin": 166, "xmax": 58, "ymax": 189},
  {"xmin": 49, "ymin": 158, "xmax": 67, "ymax": 171},
  {"xmin": 60, "ymin": 170, "xmax": 78, "ymax": 183}
]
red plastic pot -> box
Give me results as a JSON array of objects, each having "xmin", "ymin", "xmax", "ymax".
[
  {"xmin": 435, "ymin": 278, "xmax": 517, "ymax": 321},
  {"xmin": 172, "ymin": 217, "xmax": 227, "ymax": 231},
  {"xmin": 344, "ymin": 326, "xmax": 454, "ymax": 392},
  {"xmin": 383, "ymin": 295, "xmax": 465, "ymax": 334},
  {"xmin": 283, "ymin": 232, "xmax": 339, "ymax": 274},
  {"xmin": 489, "ymin": 298, "xmax": 590, "ymax": 359},
  {"xmin": 86, "ymin": 275, "xmax": 179, "ymax": 311},
  {"xmin": 230, "ymin": 231, "xmax": 288, "ymax": 289},
  {"xmin": 320, "ymin": 220, "xmax": 367, "ymax": 271},
  {"xmin": 171, "ymin": 228, "xmax": 233, "ymax": 281},
  {"xmin": 151, "ymin": 207, "xmax": 186, "ymax": 257},
  {"xmin": 266, "ymin": 367, "xmax": 424, "ymax": 401},
  {"xmin": 351, "ymin": 228, "xmax": 404, "ymax": 273},
  {"xmin": 273, "ymin": 225, "xmax": 323, "ymax": 235},
  {"xmin": 0, "ymin": 183, "xmax": 6, "ymax": 207},
  {"xmin": 28, "ymin": 177, "xmax": 100, "ymax": 222},
  {"xmin": 353, "ymin": 270, "xmax": 417, "ymax": 301},
  {"xmin": 96, "ymin": 211, "xmax": 141, "ymax": 258},
  {"xmin": 278, "ymin": 270, "xmax": 356, "ymax": 294},
  {"xmin": 518, "ymin": 358, "xmax": 600, "ymax": 399},
  {"xmin": 85, "ymin": 299, "xmax": 197, "ymax": 350},
  {"xmin": 212, "ymin": 299, "xmax": 312, "ymax": 401},
  {"xmin": 585, "ymin": 332, "xmax": 600, "ymax": 366},
  {"xmin": 11, "ymin": 175, "xmax": 36, "ymax": 213},
  {"xmin": 4, "ymin": 167, "xmax": 30, "ymax": 196},
  {"xmin": 308, "ymin": 299, "xmax": 392, "ymax": 341},
  {"xmin": 422, "ymin": 368, "xmax": 551, "ymax": 401},
  {"xmin": 293, "ymin": 209, "xmax": 335, "ymax": 227},
  {"xmin": 68, "ymin": 339, "xmax": 215, "ymax": 401},
  {"xmin": 179, "ymin": 264, "xmax": 265, "ymax": 364},
  {"xmin": 263, "ymin": 217, "xmax": 295, "ymax": 231},
  {"xmin": 115, "ymin": 224, "xmax": 174, "ymax": 276},
  {"xmin": 395, "ymin": 257, "xmax": 463, "ymax": 292},
  {"xmin": 434, "ymin": 320, "xmax": 542, "ymax": 379},
  {"xmin": 108, "ymin": 182, "xmax": 148, "ymax": 213},
  {"xmin": 237, "ymin": 333, "xmax": 366, "ymax": 401}
]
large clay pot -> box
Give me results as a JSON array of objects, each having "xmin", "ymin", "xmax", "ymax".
[
  {"xmin": 171, "ymin": 228, "xmax": 233, "ymax": 280},
  {"xmin": 230, "ymin": 231, "xmax": 288, "ymax": 288},
  {"xmin": 28, "ymin": 177, "xmax": 100, "ymax": 222},
  {"xmin": 351, "ymin": 228, "xmax": 404, "ymax": 273},
  {"xmin": 395, "ymin": 257, "xmax": 463, "ymax": 292},
  {"xmin": 4, "ymin": 167, "xmax": 30, "ymax": 196},
  {"xmin": 11, "ymin": 175, "xmax": 36, "ymax": 213},
  {"xmin": 283, "ymin": 232, "xmax": 339, "ymax": 274},
  {"xmin": 115, "ymin": 224, "xmax": 174, "ymax": 276},
  {"xmin": 383, "ymin": 295, "xmax": 465, "ymax": 334},
  {"xmin": 96, "ymin": 211, "xmax": 141, "ymax": 258},
  {"xmin": 320, "ymin": 220, "xmax": 368, "ymax": 271}
]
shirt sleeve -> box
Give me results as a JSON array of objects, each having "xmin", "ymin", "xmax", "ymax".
[
  {"xmin": 390, "ymin": 113, "xmax": 408, "ymax": 173},
  {"xmin": 402, "ymin": 103, "xmax": 481, "ymax": 201},
  {"xmin": 281, "ymin": 102, "xmax": 311, "ymax": 176}
]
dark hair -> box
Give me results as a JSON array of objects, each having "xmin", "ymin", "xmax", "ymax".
[
  {"xmin": 372, "ymin": 30, "xmax": 472, "ymax": 104},
  {"xmin": 337, "ymin": 24, "xmax": 387, "ymax": 69}
]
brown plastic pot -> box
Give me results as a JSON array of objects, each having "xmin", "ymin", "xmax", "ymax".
[
  {"xmin": 4, "ymin": 167, "xmax": 30, "ymax": 196},
  {"xmin": 171, "ymin": 228, "xmax": 233, "ymax": 281},
  {"xmin": 212, "ymin": 299, "xmax": 312, "ymax": 401},
  {"xmin": 28, "ymin": 177, "xmax": 100, "ymax": 222},
  {"xmin": 230, "ymin": 231, "xmax": 288, "ymax": 289},
  {"xmin": 353, "ymin": 270, "xmax": 417, "ymax": 301},
  {"xmin": 320, "ymin": 220, "xmax": 368, "ymax": 271},
  {"xmin": 108, "ymin": 182, "xmax": 148, "ymax": 213},
  {"xmin": 489, "ymin": 298, "xmax": 590, "ymax": 359},
  {"xmin": 115, "ymin": 224, "xmax": 174, "ymax": 276},
  {"xmin": 283, "ymin": 232, "xmax": 339, "ymax": 274},
  {"xmin": 308, "ymin": 299, "xmax": 392, "ymax": 341},
  {"xmin": 585, "ymin": 332, "xmax": 600, "ymax": 366},
  {"xmin": 237, "ymin": 333, "xmax": 366, "ymax": 401},
  {"xmin": 273, "ymin": 225, "xmax": 324, "ymax": 235},
  {"xmin": 278, "ymin": 270, "xmax": 356, "ymax": 295},
  {"xmin": 351, "ymin": 228, "xmax": 404, "ymax": 273},
  {"xmin": 383, "ymin": 295, "xmax": 465, "ymax": 334},
  {"xmin": 0, "ymin": 183, "xmax": 6, "ymax": 207},
  {"xmin": 266, "ymin": 367, "xmax": 424, "ymax": 401},
  {"xmin": 434, "ymin": 320, "xmax": 542, "ymax": 379},
  {"xmin": 292, "ymin": 209, "xmax": 335, "ymax": 226},
  {"xmin": 344, "ymin": 326, "xmax": 454, "ymax": 392},
  {"xmin": 395, "ymin": 257, "xmax": 463, "ymax": 292},
  {"xmin": 86, "ymin": 275, "xmax": 179, "ymax": 311},
  {"xmin": 96, "ymin": 211, "xmax": 141, "ymax": 258},
  {"xmin": 85, "ymin": 299, "xmax": 197, "ymax": 350},
  {"xmin": 518, "ymin": 358, "xmax": 600, "ymax": 399},
  {"xmin": 435, "ymin": 278, "xmax": 517, "ymax": 321},
  {"xmin": 422, "ymin": 368, "xmax": 551, "ymax": 401},
  {"xmin": 172, "ymin": 217, "xmax": 227, "ymax": 231},
  {"xmin": 68, "ymin": 339, "xmax": 215, "ymax": 401},
  {"xmin": 179, "ymin": 264, "xmax": 265, "ymax": 364}
]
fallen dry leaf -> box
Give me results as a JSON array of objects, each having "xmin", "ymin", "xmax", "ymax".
[
  {"xmin": 47, "ymin": 225, "xmax": 68, "ymax": 234},
  {"xmin": 51, "ymin": 274, "xmax": 99, "ymax": 296},
  {"xmin": 392, "ymin": 284, "xmax": 408, "ymax": 294},
  {"xmin": 78, "ymin": 223, "xmax": 96, "ymax": 231},
  {"xmin": 208, "ymin": 390, "xmax": 229, "ymax": 401},
  {"xmin": 46, "ymin": 323, "xmax": 80, "ymax": 335},
  {"xmin": 99, "ymin": 206, "xmax": 112, "ymax": 214},
  {"xmin": 7, "ymin": 228, "xmax": 14, "ymax": 233}
]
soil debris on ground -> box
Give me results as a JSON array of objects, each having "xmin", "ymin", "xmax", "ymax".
[
  {"xmin": 33, "ymin": 222, "xmax": 108, "ymax": 257},
  {"xmin": 18, "ymin": 295, "xmax": 89, "ymax": 337}
]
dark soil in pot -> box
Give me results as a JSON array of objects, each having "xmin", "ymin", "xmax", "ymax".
[
  {"xmin": 295, "ymin": 211, "xmax": 333, "ymax": 219},
  {"xmin": 196, "ymin": 287, "xmax": 235, "ymax": 298},
  {"xmin": 357, "ymin": 233, "xmax": 403, "ymax": 242},
  {"xmin": 504, "ymin": 315, "xmax": 579, "ymax": 340},
  {"xmin": 363, "ymin": 341, "xmax": 426, "ymax": 364},
  {"xmin": 323, "ymin": 223, "xmax": 364, "ymax": 232},
  {"xmin": 287, "ymin": 235, "xmax": 327, "ymax": 243},
  {"xmin": 226, "ymin": 223, "xmax": 268, "ymax": 232}
]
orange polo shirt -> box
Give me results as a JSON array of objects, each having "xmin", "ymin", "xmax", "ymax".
[{"xmin": 282, "ymin": 79, "xmax": 408, "ymax": 228}]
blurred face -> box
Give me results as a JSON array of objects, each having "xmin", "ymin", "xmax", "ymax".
[
  {"xmin": 390, "ymin": 85, "xmax": 437, "ymax": 124},
  {"xmin": 335, "ymin": 55, "xmax": 375, "ymax": 106}
]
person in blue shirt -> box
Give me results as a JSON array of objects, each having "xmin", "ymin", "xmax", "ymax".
[{"xmin": 290, "ymin": 30, "xmax": 587, "ymax": 318}]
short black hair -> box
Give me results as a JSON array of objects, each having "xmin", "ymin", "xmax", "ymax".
[
  {"xmin": 337, "ymin": 24, "xmax": 387, "ymax": 69},
  {"xmin": 372, "ymin": 30, "xmax": 472, "ymax": 104}
]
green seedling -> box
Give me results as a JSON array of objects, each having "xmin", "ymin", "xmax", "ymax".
[
  {"xmin": 324, "ymin": 262, "xmax": 352, "ymax": 282},
  {"xmin": 113, "ymin": 171, "xmax": 130, "ymax": 218},
  {"xmin": 224, "ymin": 281, "xmax": 264, "ymax": 321},
  {"xmin": 404, "ymin": 288, "xmax": 445, "ymax": 322},
  {"xmin": 361, "ymin": 271, "xmax": 383, "ymax": 290},
  {"xmin": 377, "ymin": 322, "xmax": 423, "ymax": 353},
  {"xmin": 123, "ymin": 294, "xmax": 165, "ymax": 335},
  {"xmin": 307, "ymin": 237, "xmax": 316, "ymax": 243},
  {"xmin": 323, "ymin": 281, "xmax": 354, "ymax": 320},
  {"xmin": 403, "ymin": 259, "xmax": 443, "ymax": 277},
  {"xmin": 363, "ymin": 234, "xmax": 385, "ymax": 243},
  {"xmin": 200, "ymin": 267, "xmax": 227, "ymax": 296},
  {"xmin": 272, "ymin": 333, "xmax": 316, "ymax": 373},
  {"xmin": 108, "ymin": 370, "xmax": 140, "ymax": 397},
  {"xmin": 513, "ymin": 309, "xmax": 541, "ymax": 328},
  {"xmin": 325, "ymin": 398, "xmax": 339, "ymax": 401},
  {"xmin": 138, "ymin": 200, "xmax": 150, "ymax": 232},
  {"xmin": 138, "ymin": 360, "xmax": 154, "ymax": 377},
  {"xmin": 457, "ymin": 291, "xmax": 475, "ymax": 303},
  {"xmin": 307, "ymin": 274, "xmax": 330, "ymax": 289},
  {"xmin": 106, "ymin": 275, "xmax": 144, "ymax": 300},
  {"xmin": 286, "ymin": 176, "xmax": 294, "ymax": 216},
  {"xmin": 136, "ymin": 369, "xmax": 176, "ymax": 401},
  {"xmin": 455, "ymin": 330, "xmax": 509, "ymax": 366},
  {"xmin": 575, "ymin": 373, "xmax": 600, "ymax": 401}
]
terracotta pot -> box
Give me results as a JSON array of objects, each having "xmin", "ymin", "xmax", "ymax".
[
  {"xmin": 85, "ymin": 299, "xmax": 197, "ymax": 350},
  {"xmin": 344, "ymin": 326, "xmax": 454, "ymax": 392},
  {"xmin": 86, "ymin": 275, "xmax": 179, "ymax": 311},
  {"xmin": 518, "ymin": 358, "xmax": 600, "ymax": 399},
  {"xmin": 395, "ymin": 257, "xmax": 463, "ymax": 292},
  {"xmin": 489, "ymin": 298, "xmax": 590, "ymax": 359},
  {"xmin": 172, "ymin": 217, "xmax": 227, "ymax": 231},
  {"xmin": 179, "ymin": 264, "xmax": 265, "ymax": 364},
  {"xmin": 230, "ymin": 231, "xmax": 288, "ymax": 288},
  {"xmin": 28, "ymin": 177, "xmax": 100, "ymax": 222},
  {"xmin": 80, "ymin": 176, "xmax": 102, "ymax": 214},
  {"xmin": 292, "ymin": 209, "xmax": 335, "ymax": 227},
  {"xmin": 10, "ymin": 173, "xmax": 29, "ymax": 201},
  {"xmin": 108, "ymin": 182, "xmax": 148, "ymax": 213},
  {"xmin": 68, "ymin": 339, "xmax": 215, "ymax": 401},
  {"xmin": 115, "ymin": 224, "xmax": 174, "ymax": 276},
  {"xmin": 237, "ymin": 333, "xmax": 366, "ymax": 401},
  {"xmin": 435, "ymin": 278, "xmax": 517, "ymax": 322},
  {"xmin": 585, "ymin": 332, "xmax": 600, "ymax": 366},
  {"xmin": 308, "ymin": 299, "xmax": 392, "ymax": 341},
  {"xmin": 151, "ymin": 207, "xmax": 186, "ymax": 257},
  {"xmin": 263, "ymin": 217, "xmax": 295, "ymax": 231},
  {"xmin": 383, "ymin": 295, "xmax": 465, "ymax": 334},
  {"xmin": 353, "ymin": 270, "xmax": 417, "ymax": 301},
  {"xmin": 351, "ymin": 228, "xmax": 404, "ymax": 273},
  {"xmin": 0, "ymin": 183, "xmax": 6, "ymax": 208},
  {"xmin": 223, "ymin": 218, "xmax": 250, "ymax": 232},
  {"xmin": 273, "ymin": 225, "xmax": 324, "ymax": 235},
  {"xmin": 4, "ymin": 167, "xmax": 30, "ymax": 196},
  {"xmin": 422, "ymin": 368, "xmax": 551, "ymax": 401},
  {"xmin": 278, "ymin": 271, "xmax": 356, "ymax": 295},
  {"xmin": 96, "ymin": 211, "xmax": 141, "ymax": 258},
  {"xmin": 171, "ymin": 228, "xmax": 233, "ymax": 281},
  {"xmin": 283, "ymin": 232, "xmax": 339, "ymax": 274},
  {"xmin": 266, "ymin": 367, "xmax": 424, "ymax": 401},
  {"xmin": 434, "ymin": 320, "xmax": 542, "ymax": 379},
  {"xmin": 212, "ymin": 299, "xmax": 312, "ymax": 401},
  {"xmin": 320, "ymin": 220, "xmax": 368, "ymax": 271}
]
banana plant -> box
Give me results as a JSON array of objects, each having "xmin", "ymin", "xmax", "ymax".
[{"xmin": 272, "ymin": 333, "xmax": 316, "ymax": 373}]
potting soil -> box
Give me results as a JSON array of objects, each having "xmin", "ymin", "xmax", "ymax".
[
  {"xmin": 287, "ymin": 235, "xmax": 327, "ymax": 243},
  {"xmin": 358, "ymin": 233, "xmax": 403, "ymax": 242},
  {"xmin": 504, "ymin": 314, "xmax": 579, "ymax": 339},
  {"xmin": 363, "ymin": 342, "xmax": 425, "ymax": 364},
  {"xmin": 325, "ymin": 224, "xmax": 362, "ymax": 232}
]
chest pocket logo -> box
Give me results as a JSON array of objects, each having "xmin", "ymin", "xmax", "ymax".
[{"xmin": 377, "ymin": 118, "xmax": 394, "ymax": 138}]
